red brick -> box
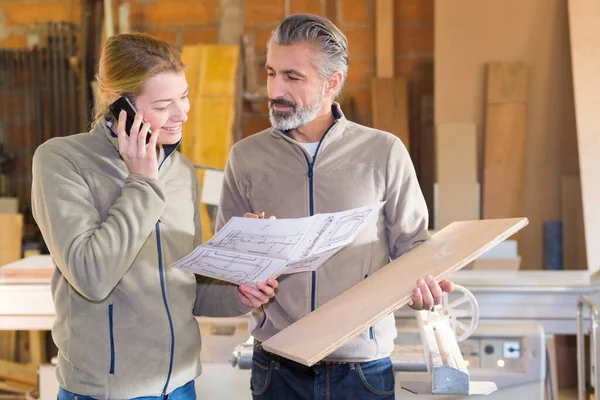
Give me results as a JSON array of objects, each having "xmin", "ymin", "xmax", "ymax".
[
  {"xmin": 346, "ymin": 56, "xmax": 375, "ymax": 85},
  {"xmin": 340, "ymin": 0, "xmax": 370, "ymax": 23},
  {"xmin": 290, "ymin": 0, "xmax": 322, "ymax": 15},
  {"xmin": 144, "ymin": 29, "xmax": 178, "ymax": 45},
  {"xmin": 412, "ymin": 25, "xmax": 433, "ymax": 53},
  {"xmin": 0, "ymin": 35, "xmax": 27, "ymax": 48},
  {"xmin": 254, "ymin": 26, "xmax": 276, "ymax": 49},
  {"xmin": 143, "ymin": 0, "xmax": 218, "ymax": 26},
  {"xmin": 241, "ymin": 113, "xmax": 271, "ymax": 138},
  {"xmin": 394, "ymin": 58, "xmax": 414, "ymax": 77},
  {"xmin": 394, "ymin": 26, "xmax": 412, "ymax": 54},
  {"xmin": 343, "ymin": 25, "xmax": 375, "ymax": 56},
  {"xmin": 394, "ymin": 25, "xmax": 432, "ymax": 54},
  {"xmin": 245, "ymin": 0, "xmax": 285, "ymax": 26},
  {"xmin": 394, "ymin": 0, "xmax": 434, "ymax": 22},
  {"xmin": 2, "ymin": 1, "xmax": 78, "ymax": 27},
  {"xmin": 339, "ymin": 84, "xmax": 371, "ymax": 116},
  {"xmin": 182, "ymin": 28, "xmax": 218, "ymax": 45}
]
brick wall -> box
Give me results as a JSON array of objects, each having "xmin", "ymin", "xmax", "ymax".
[{"xmin": 0, "ymin": 0, "xmax": 434, "ymax": 136}]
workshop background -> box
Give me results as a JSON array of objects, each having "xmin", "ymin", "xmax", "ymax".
[{"xmin": 0, "ymin": 0, "xmax": 593, "ymax": 399}]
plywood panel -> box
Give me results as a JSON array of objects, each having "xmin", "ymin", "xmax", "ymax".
[
  {"xmin": 561, "ymin": 176, "xmax": 587, "ymax": 270},
  {"xmin": 567, "ymin": 0, "xmax": 600, "ymax": 275},
  {"xmin": 435, "ymin": 123, "xmax": 478, "ymax": 230},
  {"xmin": 262, "ymin": 217, "xmax": 528, "ymax": 366},
  {"xmin": 371, "ymin": 77, "xmax": 410, "ymax": 148},
  {"xmin": 181, "ymin": 44, "xmax": 240, "ymax": 241},
  {"xmin": 435, "ymin": 0, "xmax": 576, "ymax": 269},
  {"xmin": 483, "ymin": 103, "xmax": 526, "ymax": 219},
  {"xmin": 0, "ymin": 214, "xmax": 22, "ymax": 266}
]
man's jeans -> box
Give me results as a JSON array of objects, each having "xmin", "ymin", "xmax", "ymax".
[
  {"xmin": 57, "ymin": 380, "xmax": 196, "ymax": 400},
  {"xmin": 251, "ymin": 343, "xmax": 395, "ymax": 400}
]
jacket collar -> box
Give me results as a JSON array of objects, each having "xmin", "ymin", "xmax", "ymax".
[{"xmin": 270, "ymin": 102, "xmax": 349, "ymax": 145}]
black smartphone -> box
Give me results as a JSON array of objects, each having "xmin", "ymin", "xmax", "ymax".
[{"xmin": 108, "ymin": 96, "xmax": 152, "ymax": 143}]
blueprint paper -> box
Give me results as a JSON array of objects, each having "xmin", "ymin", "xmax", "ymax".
[{"xmin": 170, "ymin": 202, "xmax": 385, "ymax": 286}]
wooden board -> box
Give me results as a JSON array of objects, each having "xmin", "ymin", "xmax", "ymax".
[
  {"xmin": 0, "ymin": 214, "xmax": 22, "ymax": 266},
  {"xmin": 486, "ymin": 62, "xmax": 528, "ymax": 104},
  {"xmin": 561, "ymin": 175, "xmax": 587, "ymax": 270},
  {"xmin": 375, "ymin": 0, "xmax": 394, "ymax": 78},
  {"xmin": 262, "ymin": 217, "xmax": 529, "ymax": 366},
  {"xmin": 435, "ymin": 0, "xmax": 574, "ymax": 269},
  {"xmin": 435, "ymin": 123, "xmax": 478, "ymax": 230},
  {"xmin": 483, "ymin": 103, "xmax": 526, "ymax": 219},
  {"xmin": 181, "ymin": 44, "xmax": 240, "ymax": 242},
  {"xmin": 371, "ymin": 77, "xmax": 410, "ymax": 148},
  {"xmin": 568, "ymin": 0, "xmax": 600, "ymax": 275}
]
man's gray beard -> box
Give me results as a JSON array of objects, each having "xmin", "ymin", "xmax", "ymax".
[{"xmin": 269, "ymin": 92, "xmax": 323, "ymax": 131}]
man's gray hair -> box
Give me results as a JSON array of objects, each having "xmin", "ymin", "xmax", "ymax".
[{"xmin": 268, "ymin": 14, "xmax": 349, "ymax": 98}]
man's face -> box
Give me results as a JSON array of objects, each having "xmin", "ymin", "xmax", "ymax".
[
  {"xmin": 134, "ymin": 71, "xmax": 190, "ymax": 146},
  {"xmin": 266, "ymin": 43, "xmax": 326, "ymax": 131}
]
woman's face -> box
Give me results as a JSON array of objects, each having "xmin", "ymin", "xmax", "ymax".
[{"xmin": 134, "ymin": 71, "xmax": 190, "ymax": 146}]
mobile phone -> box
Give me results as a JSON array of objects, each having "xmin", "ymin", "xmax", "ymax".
[{"xmin": 108, "ymin": 96, "xmax": 152, "ymax": 143}]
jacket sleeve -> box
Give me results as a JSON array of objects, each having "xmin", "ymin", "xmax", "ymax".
[
  {"xmin": 192, "ymin": 164, "xmax": 253, "ymax": 317},
  {"xmin": 384, "ymin": 139, "xmax": 431, "ymax": 260},
  {"xmin": 215, "ymin": 145, "xmax": 253, "ymax": 232},
  {"xmin": 31, "ymin": 140, "xmax": 167, "ymax": 302}
]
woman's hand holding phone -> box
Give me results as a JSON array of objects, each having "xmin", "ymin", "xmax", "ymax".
[{"xmin": 116, "ymin": 109, "xmax": 160, "ymax": 180}]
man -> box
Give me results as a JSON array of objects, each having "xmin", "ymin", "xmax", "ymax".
[{"xmin": 216, "ymin": 14, "xmax": 454, "ymax": 400}]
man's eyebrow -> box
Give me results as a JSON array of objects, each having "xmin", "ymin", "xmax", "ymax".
[{"xmin": 265, "ymin": 65, "xmax": 306, "ymax": 78}]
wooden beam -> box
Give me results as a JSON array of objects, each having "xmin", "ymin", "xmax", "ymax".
[
  {"xmin": 262, "ymin": 218, "xmax": 528, "ymax": 366},
  {"xmin": 218, "ymin": 0, "xmax": 245, "ymax": 45},
  {"xmin": 0, "ymin": 359, "xmax": 36, "ymax": 386},
  {"xmin": 567, "ymin": 0, "xmax": 600, "ymax": 275},
  {"xmin": 375, "ymin": 0, "xmax": 394, "ymax": 78}
]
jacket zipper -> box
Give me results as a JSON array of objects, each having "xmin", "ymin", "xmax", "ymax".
[
  {"xmin": 157, "ymin": 220, "xmax": 175, "ymax": 397},
  {"xmin": 108, "ymin": 304, "xmax": 115, "ymax": 374},
  {"xmin": 302, "ymin": 124, "xmax": 333, "ymax": 312},
  {"xmin": 157, "ymin": 153, "xmax": 175, "ymax": 397}
]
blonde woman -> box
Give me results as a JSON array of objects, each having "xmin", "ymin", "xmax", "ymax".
[{"xmin": 31, "ymin": 33, "xmax": 277, "ymax": 399}]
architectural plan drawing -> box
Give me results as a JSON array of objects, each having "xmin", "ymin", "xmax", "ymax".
[{"xmin": 170, "ymin": 202, "xmax": 386, "ymax": 286}]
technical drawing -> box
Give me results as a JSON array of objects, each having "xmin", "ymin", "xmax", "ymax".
[
  {"xmin": 284, "ymin": 255, "xmax": 321, "ymax": 273},
  {"xmin": 211, "ymin": 230, "xmax": 303, "ymax": 256},
  {"xmin": 302, "ymin": 217, "xmax": 333, "ymax": 257},
  {"xmin": 320, "ymin": 210, "xmax": 370, "ymax": 248},
  {"xmin": 177, "ymin": 249, "xmax": 273, "ymax": 284}
]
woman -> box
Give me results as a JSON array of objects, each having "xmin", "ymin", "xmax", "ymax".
[{"xmin": 31, "ymin": 32, "xmax": 277, "ymax": 399}]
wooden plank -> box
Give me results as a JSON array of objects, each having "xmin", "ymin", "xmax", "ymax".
[
  {"xmin": 181, "ymin": 45, "xmax": 239, "ymax": 241},
  {"xmin": 371, "ymin": 77, "xmax": 410, "ymax": 148},
  {"xmin": 568, "ymin": 0, "xmax": 600, "ymax": 275},
  {"xmin": 435, "ymin": 123, "xmax": 478, "ymax": 230},
  {"xmin": 375, "ymin": 0, "xmax": 394, "ymax": 78},
  {"xmin": 0, "ymin": 359, "xmax": 36, "ymax": 385},
  {"xmin": 262, "ymin": 217, "xmax": 528, "ymax": 366},
  {"xmin": 0, "ymin": 214, "xmax": 22, "ymax": 266},
  {"xmin": 483, "ymin": 102, "xmax": 526, "ymax": 219},
  {"xmin": 0, "ymin": 331, "xmax": 15, "ymax": 361},
  {"xmin": 561, "ymin": 175, "xmax": 587, "ymax": 270},
  {"xmin": 486, "ymin": 62, "xmax": 528, "ymax": 104},
  {"xmin": 0, "ymin": 379, "xmax": 33, "ymax": 395}
]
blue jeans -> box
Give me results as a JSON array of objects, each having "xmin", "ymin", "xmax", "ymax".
[
  {"xmin": 251, "ymin": 344, "xmax": 395, "ymax": 400},
  {"xmin": 57, "ymin": 380, "xmax": 196, "ymax": 400}
]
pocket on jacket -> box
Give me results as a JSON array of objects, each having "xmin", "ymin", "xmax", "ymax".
[
  {"xmin": 108, "ymin": 304, "xmax": 115, "ymax": 374},
  {"xmin": 250, "ymin": 354, "xmax": 274, "ymax": 396},
  {"xmin": 356, "ymin": 357, "xmax": 395, "ymax": 396}
]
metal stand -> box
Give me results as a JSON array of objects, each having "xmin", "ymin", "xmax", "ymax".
[{"xmin": 577, "ymin": 294, "xmax": 600, "ymax": 400}]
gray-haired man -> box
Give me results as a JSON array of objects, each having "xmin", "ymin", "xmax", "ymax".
[{"xmin": 216, "ymin": 14, "xmax": 454, "ymax": 400}]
